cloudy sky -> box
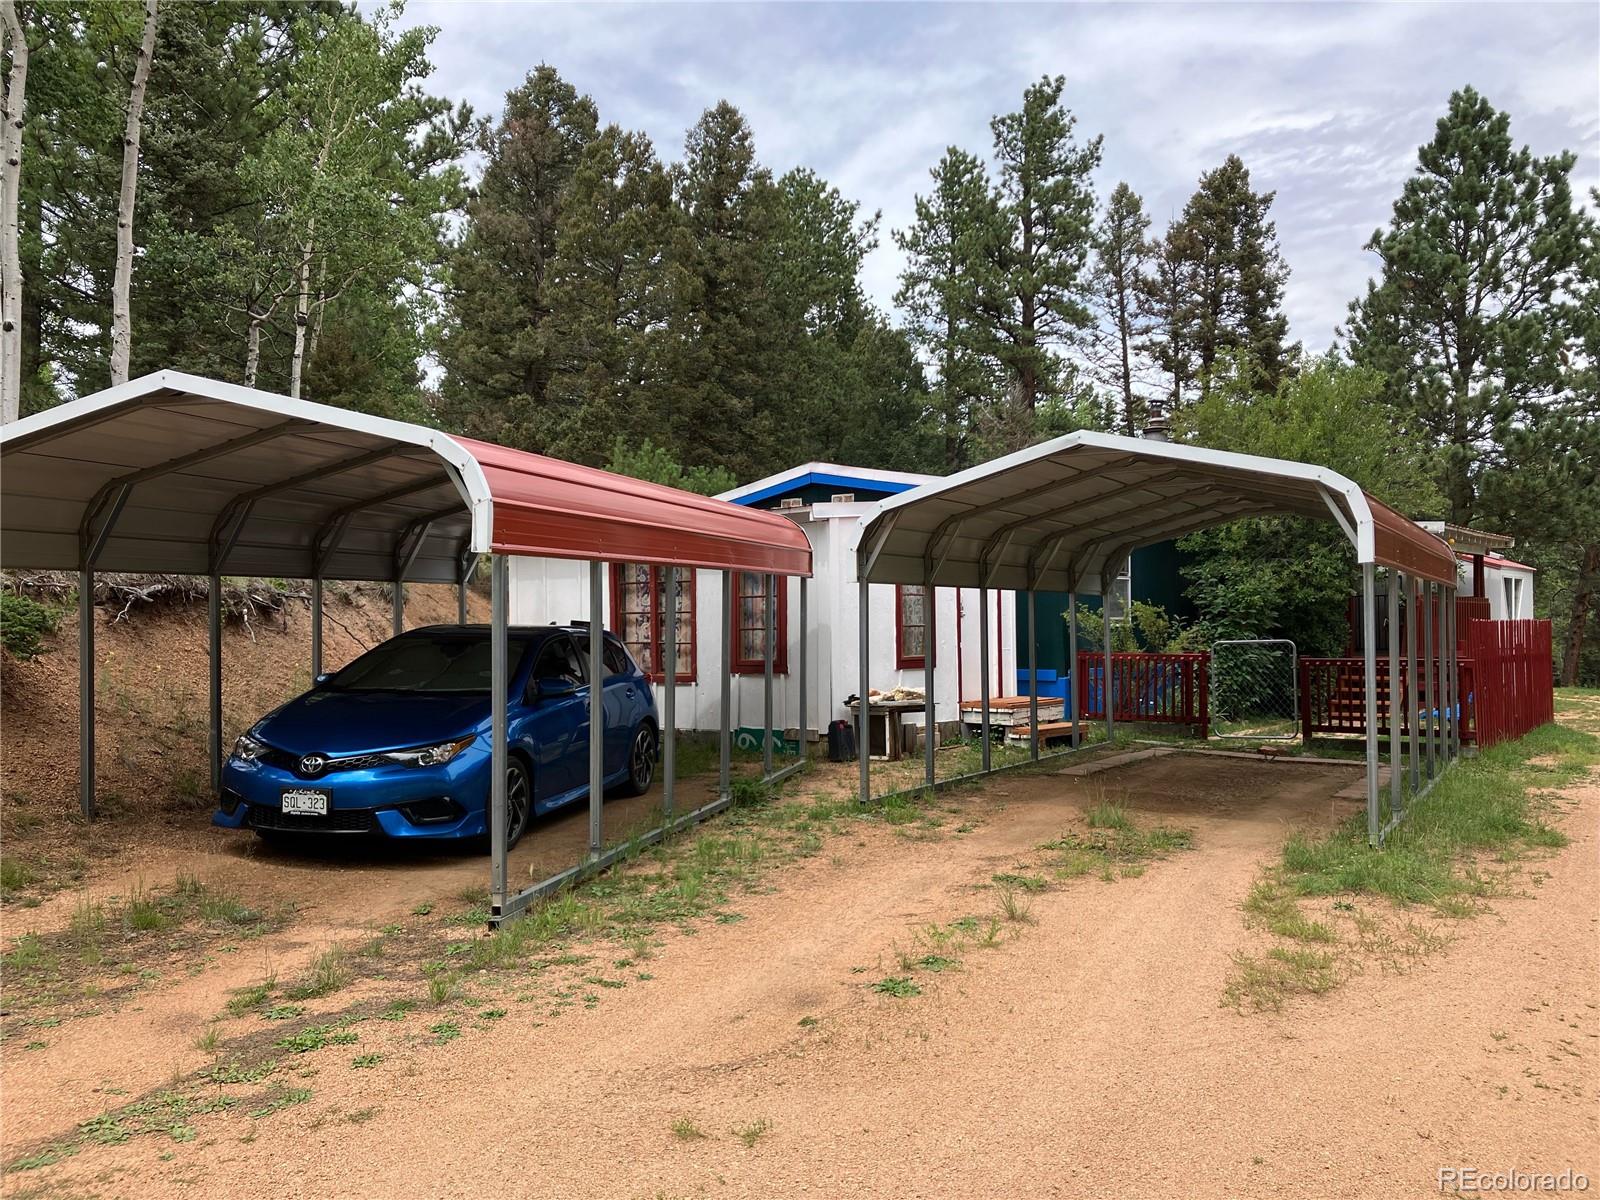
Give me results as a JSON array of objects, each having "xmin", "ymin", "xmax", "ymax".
[{"xmin": 403, "ymin": 1, "xmax": 1600, "ymax": 353}]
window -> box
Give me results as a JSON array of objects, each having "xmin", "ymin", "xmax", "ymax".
[
  {"xmin": 530, "ymin": 635, "xmax": 585, "ymax": 686},
  {"xmin": 731, "ymin": 572, "xmax": 787, "ymax": 675},
  {"xmin": 1107, "ymin": 556, "xmax": 1132, "ymax": 622},
  {"xmin": 896, "ymin": 585, "xmax": 927, "ymax": 668},
  {"xmin": 610, "ymin": 564, "xmax": 696, "ymax": 683},
  {"xmin": 328, "ymin": 632, "xmax": 532, "ymax": 694},
  {"xmin": 602, "ymin": 636, "xmax": 631, "ymax": 678}
]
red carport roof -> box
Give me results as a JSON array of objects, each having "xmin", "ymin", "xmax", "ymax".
[
  {"xmin": 0, "ymin": 372, "xmax": 811, "ymax": 582},
  {"xmin": 460, "ymin": 436, "xmax": 811, "ymax": 576}
]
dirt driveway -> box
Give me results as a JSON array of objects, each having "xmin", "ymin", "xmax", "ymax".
[{"xmin": 3, "ymin": 751, "xmax": 1596, "ymax": 1199}]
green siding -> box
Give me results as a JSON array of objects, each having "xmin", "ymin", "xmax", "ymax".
[{"xmin": 1017, "ymin": 542, "xmax": 1197, "ymax": 675}]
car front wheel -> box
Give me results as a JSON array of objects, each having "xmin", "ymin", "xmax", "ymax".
[
  {"xmin": 493, "ymin": 758, "xmax": 532, "ymax": 849},
  {"xmin": 618, "ymin": 723, "xmax": 656, "ymax": 797}
]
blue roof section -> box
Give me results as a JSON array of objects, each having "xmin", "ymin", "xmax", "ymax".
[{"xmin": 730, "ymin": 468, "xmax": 925, "ymax": 508}]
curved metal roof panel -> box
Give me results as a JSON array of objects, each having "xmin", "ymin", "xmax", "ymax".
[
  {"xmin": 850, "ymin": 430, "xmax": 1455, "ymax": 591},
  {"xmin": 459, "ymin": 436, "xmax": 811, "ymax": 576},
  {"xmin": 0, "ymin": 372, "xmax": 811, "ymax": 582}
]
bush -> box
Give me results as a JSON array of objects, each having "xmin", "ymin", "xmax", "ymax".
[{"xmin": 0, "ymin": 593, "xmax": 63, "ymax": 660}]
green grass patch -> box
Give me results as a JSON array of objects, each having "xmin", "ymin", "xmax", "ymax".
[
  {"xmin": 670, "ymin": 1116, "xmax": 707, "ymax": 1142},
  {"xmin": 1224, "ymin": 946, "xmax": 1339, "ymax": 1012},
  {"xmin": 1242, "ymin": 879, "xmax": 1337, "ymax": 943},
  {"xmin": 286, "ymin": 946, "xmax": 352, "ymax": 1001},
  {"xmin": 1276, "ymin": 723, "xmax": 1593, "ymax": 914},
  {"xmin": 274, "ymin": 1022, "xmax": 359, "ymax": 1054},
  {"xmin": 870, "ymin": 976, "xmax": 921, "ymax": 997}
]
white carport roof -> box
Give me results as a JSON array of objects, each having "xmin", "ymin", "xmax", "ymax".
[
  {"xmin": 851, "ymin": 430, "xmax": 1456, "ymax": 591},
  {"xmin": 0, "ymin": 371, "xmax": 811, "ymax": 584}
]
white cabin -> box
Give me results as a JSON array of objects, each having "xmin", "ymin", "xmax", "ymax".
[
  {"xmin": 509, "ymin": 463, "xmax": 1017, "ymax": 740},
  {"xmin": 1458, "ymin": 553, "xmax": 1536, "ymax": 620}
]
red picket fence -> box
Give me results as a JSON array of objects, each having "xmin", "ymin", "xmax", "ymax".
[
  {"xmin": 1298, "ymin": 618, "xmax": 1553, "ymax": 749},
  {"xmin": 1078, "ymin": 652, "xmax": 1209, "ymax": 736},
  {"xmin": 1458, "ymin": 619, "xmax": 1553, "ymax": 747}
]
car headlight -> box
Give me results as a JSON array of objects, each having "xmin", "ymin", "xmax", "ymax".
[
  {"xmin": 386, "ymin": 736, "xmax": 476, "ymax": 768},
  {"xmin": 232, "ymin": 733, "xmax": 266, "ymax": 763}
]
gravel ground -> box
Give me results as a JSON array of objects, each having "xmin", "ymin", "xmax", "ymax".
[{"xmin": 3, "ymin": 754, "xmax": 1595, "ymax": 1199}]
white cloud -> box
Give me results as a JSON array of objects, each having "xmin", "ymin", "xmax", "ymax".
[{"xmin": 397, "ymin": 0, "xmax": 1600, "ymax": 349}]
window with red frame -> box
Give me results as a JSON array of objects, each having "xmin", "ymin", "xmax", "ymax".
[
  {"xmin": 610, "ymin": 563, "xmax": 695, "ymax": 683},
  {"xmin": 896, "ymin": 584, "xmax": 928, "ymax": 668},
  {"xmin": 730, "ymin": 572, "xmax": 787, "ymax": 675}
]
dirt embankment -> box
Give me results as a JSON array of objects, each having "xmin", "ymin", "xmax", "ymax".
[{"xmin": 1, "ymin": 581, "xmax": 487, "ymax": 898}]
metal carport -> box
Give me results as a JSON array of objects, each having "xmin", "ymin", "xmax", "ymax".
[
  {"xmin": 848, "ymin": 430, "xmax": 1460, "ymax": 844},
  {"xmin": 0, "ymin": 370, "xmax": 813, "ymax": 925}
]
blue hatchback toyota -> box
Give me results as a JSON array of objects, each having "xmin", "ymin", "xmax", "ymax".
[{"xmin": 213, "ymin": 625, "xmax": 659, "ymax": 847}]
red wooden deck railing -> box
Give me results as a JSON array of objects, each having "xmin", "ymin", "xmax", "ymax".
[
  {"xmin": 1298, "ymin": 658, "xmax": 1463, "ymax": 742},
  {"xmin": 1298, "ymin": 618, "xmax": 1553, "ymax": 749},
  {"xmin": 1078, "ymin": 652, "xmax": 1209, "ymax": 736}
]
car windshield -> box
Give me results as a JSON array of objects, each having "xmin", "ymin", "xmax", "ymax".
[{"xmin": 325, "ymin": 635, "xmax": 528, "ymax": 694}]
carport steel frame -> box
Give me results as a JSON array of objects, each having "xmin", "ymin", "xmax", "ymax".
[
  {"xmin": 849, "ymin": 430, "xmax": 1461, "ymax": 846},
  {"xmin": 0, "ymin": 372, "xmax": 814, "ymax": 930}
]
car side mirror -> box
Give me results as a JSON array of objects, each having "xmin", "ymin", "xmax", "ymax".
[{"xmin": 535, "ymin": 677, "xmax": 579, "ymax": 701}]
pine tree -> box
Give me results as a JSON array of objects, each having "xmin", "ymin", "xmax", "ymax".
[
  {"xmin": 664, "ymin": 100, "xmax": 781, "ymax": 479},
  {"xmin": 1146, "ymin": 155, "xmax": 1294, "ymax": 406},
  {"xmin": 437, "ymin": 65, "xmax": 598, "ymax": 446},
  {"xmin": 977, "ymin": 75, "xmax": 1102, "ymax": 419},
  {"xmin": 540, "ymin": 125, "xmax": 679, "ymax": 464},
  {"xmin": 1346, "ymin": 87, "xmax": 1585, "ymax": 523},
  {"xmin": 132, "ymin": 3, "xmax": 335, "ymax": 386},
  {"xmin": 1086, "ymin": 181, "xmax": 1153, "ymax": 434},
  {"xmin": 1136, "ymin": 220, "xmax": 1200, "ymax": 414},
  {"xmin": 893, "ymin": 146, "xmax": 1000, "ymax": 469}
]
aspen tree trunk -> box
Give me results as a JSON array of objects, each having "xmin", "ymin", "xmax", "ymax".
[
  {"xmin": 0, "ymin": 0, "xmax": 29, "ymax": 422},
  {"xmin": 244, "ymin": 311, "xmax": 263, "ymax": 386},
  {"xmin": 109, "ymin": 0, "xmax": 158, "ymax": 386},
  {"xmin": 288, "ymin": 233, "xmax": 313, "ymax": 398}
]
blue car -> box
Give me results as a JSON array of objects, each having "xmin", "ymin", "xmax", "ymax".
[{"xmin": 213, "ymin": 624, "xmax": 659, "ymax": 847}]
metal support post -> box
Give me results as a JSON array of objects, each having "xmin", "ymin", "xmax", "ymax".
[
  {"xmin": 720, "ymin": 571, "xmax": 733, "ymax": 801},
  {"xmin": 1408, "ymin": 581, "xmax": 1420, "ymax": 792},
  {"xmin": 923, "ymin": 576, "xmax": 936, "ymax": 787},
  {"xmin": 311, "ymin": 576, "xmax": 324, "ymax": 679},
  {"xmin": 489, "ymin": 555, "xmax": 509, "ymax": 911},
  {"xmin": 1102, "ymin": 574, "xmax": 1115, "ymax": 746},
  {"xmin": 1027, "ymin": 590, "xmax": 1039, "ymax": 761},
  {"xmin": 1424, "ymin": 581, "xmax": 1437, "ymax": 780},
  {"xmin": 1362, "ymin": 563, "xmax": 1380, "ymax": 845},
  {"xmin": 978, "ymin": 584, "xmax": 992, "ymax": 773},
  {"xmin": 663, "ymin": 566, "xmax": 677, "ymax": 818},
  {"xmin": 1388, "ymin": 572, "xmax": 1402, "ymax": 818},
  {"xmin": 798, "ymin": 575, "xmax": 809, "ymax": 761},
  {"xmin": 78, "ymin": 569, "xmax": 96, "ymax": 818},
  {"xmin": 1446, "ymin": 588, "xmax": 1459, "ymax": 761},
  {"xmin": 209, "ymin": 572, "xmax": 223, "ymax": 793},
  {"xmin": 1068, "ymin": 592, "xmax": 1080, "ymax": 749},
  {"xmin": 588, "ymin": 560, "xmax": 604, "ymax": 858},
  {"xmin": 858, "ymin": 573, "xmax": 871, "ymax": 803},
  {"xmin": 763, "ymin": 573, "xmax": 775, "ymax": 777}
]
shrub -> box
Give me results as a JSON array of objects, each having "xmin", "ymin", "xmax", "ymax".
[{"xmin": 0, "ymin": 593, "xmax": 63, "ymax": 660}]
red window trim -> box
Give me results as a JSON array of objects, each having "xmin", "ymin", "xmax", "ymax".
[
  {"xmin": 730, "ymin": 571, "xmax": 788, "ymax": 676},
  {"xmin": 609, "ymin": 563, "xmax": 697, "ymax": 684},
  {"xmin": 896, "ymin": 583, "xmax": 927, "ymax": 669}
]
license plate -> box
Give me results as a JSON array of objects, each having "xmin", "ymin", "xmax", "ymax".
[{"xmin": 281, "ymin": 788, "xmax": 330, "ymax": 816}]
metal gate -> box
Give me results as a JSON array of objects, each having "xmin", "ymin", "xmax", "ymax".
[{"xmin": 1209, "ymin": 638, "xmax": 1298, "ymax": 741}]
